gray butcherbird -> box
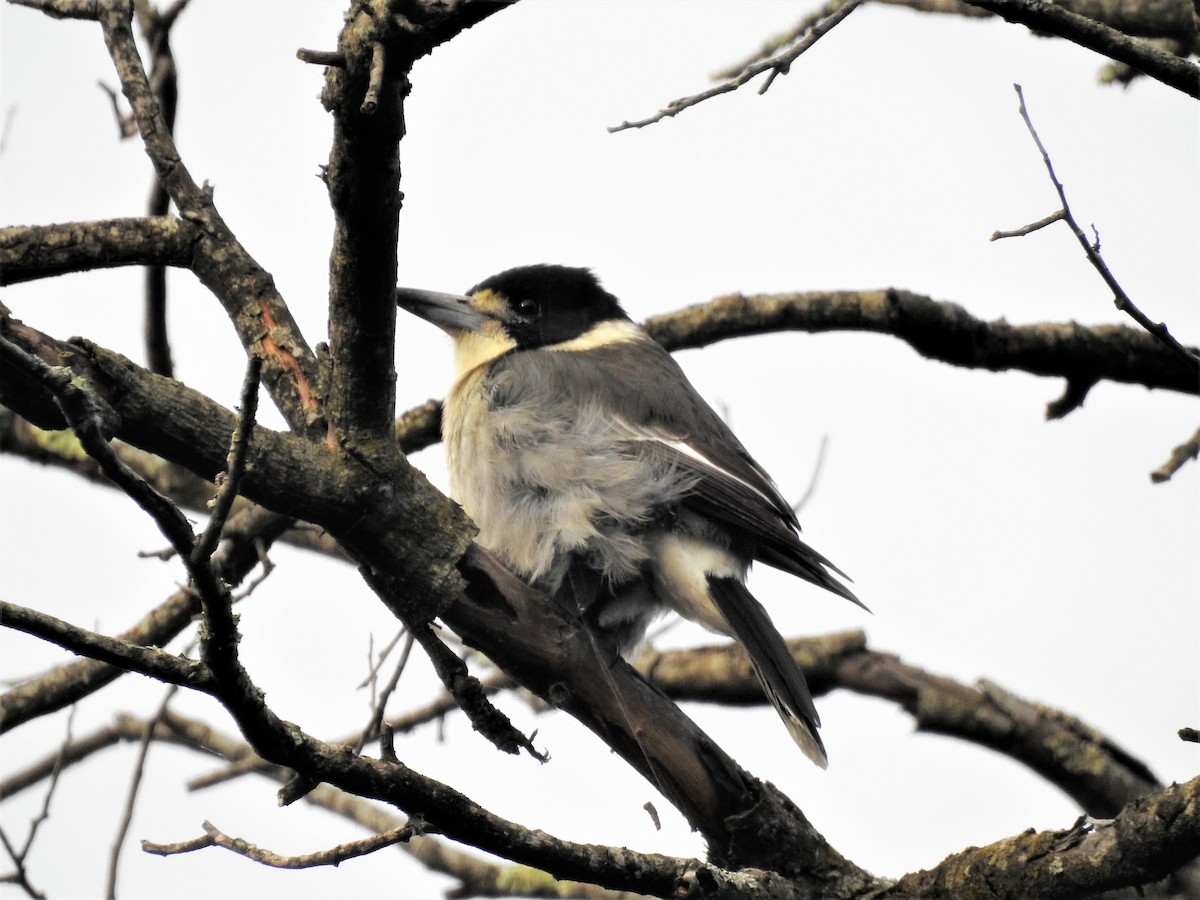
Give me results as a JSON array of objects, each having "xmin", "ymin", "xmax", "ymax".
[{"xmin": 396, "ymin": 264, "xmax": 862, "ymax": 766}]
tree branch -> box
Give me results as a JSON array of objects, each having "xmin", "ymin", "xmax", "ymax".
[
  {"xmin": 93, "ymin": 0, "xmax": 324, "ymax": 436},
  {"xmin": 0, "ymin": 601, "xmax": 213, "ymax": 691},
  {"xmin": 609, "ymin": 0, "xmax": 865, "ymax": 133},
  {"xmin": 133, "ymin": 0, "xmax": 189, "ymax": 378},
  {"xmin": 1150, "ymin": 421, "xmax": 1200, "ymax": 483},
  {"xmin": 142, "ymin": 819, "xmax": 420, "ymax": 869},
  {"xmin": 648, "ymin": 289, "xmax": 1198, "ymax": 401},
  {"xmin": 882, "ymin": 775, "xmax": 1200, "ymax": 898},
  {"xmin": 0, "ymin": 218, "xmax": 198, "ymax": 286},
  {"xmin": 963, "ymin": 0, "xmax": 1200, "ymax": 97},
  {"xmin": 0, "ymin": 505, "xmax": 289, "ymax": 732},
  {"xmin": 0, "ymin": 409, "xmax": 339, "ymax": 559},
  {"xmin": 642, "ymin": 631, "xmax": 1161, "ymax": 818},
  {"xmin": 1007, "ymin": 83, "xmax": 1200, "ymax": 376}
]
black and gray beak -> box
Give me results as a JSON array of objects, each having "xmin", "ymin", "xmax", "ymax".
[{"xmin": 396, "ymin": 287, "xmax": 488, "ymax": 333}]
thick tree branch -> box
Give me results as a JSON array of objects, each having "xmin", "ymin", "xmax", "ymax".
[
  {"xmin": 642, "ymin": 631, "xmax": 1161, "ymax": 819},
  {"xmin": 876, "ymin": 0, "xmax": 1197, "ymax": 51},
  {"xmin": 0, "ymin": 218, "xmax": 197, "ymax": 286},
  {"xmin": 321, "ymin": 9, "xmax": 405, "ymax": 444},
  {"xmin": 0, "ymin": 409, "xmax": 341, "ymax": 558},
  {"xmin": 6, "ymin": 702, "xmax": 1196, "ymax": 898},
  {"xmin": 962, "ymin": 0, "xmax": 1200, "ymax": 97},
  {"xmin": 0, "ymin": 611, "xmax": 700, "ymax": 896},
  {"xmin": 646, "ymin": 290, "xmax": 1199, "ymax": 398},
  {"xmin": 0, "ymin": 315, "xmax": 874, "ymax": 892},
  {"xmin": 316, "ymin": 0, "xmax": 517, "ymax": 445},
  {"xmin": 882, "ymin": 775, "xmax": 1200, "ymax": 898}
]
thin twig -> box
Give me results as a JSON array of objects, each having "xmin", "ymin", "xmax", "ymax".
[
  {"xmin": 792, "ymin": 435, "xmax": 829, "ymax": 514},
  {"xmin": 357, "ymin": 628, "xmax": 407, "ymax": 690},
  {"xmin": 192, "ymin": 357, "xmax": 262, "ymax": 564},
  {"xmin": 142, "ymin": 819, "xmax": 419, "ymax": 868},
  {"xmin": 0, "ymin": 706, "xmax": 74, "ymax": 900},
  {"xmin": 609, "ymin": 0, "xmax": 864, "ymax": 132},
  {"xmin": 358, "ymin": 631, "xmax": 415, "ymax": 752},
  {"xmin": 106, "ymin": 682, "xmax": 182, "ymax": 899},
  {"xmin": 1150, "ymin": 423, "xmax": 1200, "ymax": 484},
  {"xmin": 990, "ymin": 209, "xmax": 1065, "ymax": 240},
  {"xmin": 1011, "ymin": 84, "xmax": 1199, "ymax": 377}
]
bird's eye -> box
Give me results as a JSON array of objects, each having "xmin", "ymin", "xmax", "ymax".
[{"xmin": 514, "ymin": 298, "xmax": 540, "ymax": 317}]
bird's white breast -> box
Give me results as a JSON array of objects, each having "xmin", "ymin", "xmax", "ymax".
[{"xmin": 442, "ymin": 355, "xmax": 692, "ymax": 593}]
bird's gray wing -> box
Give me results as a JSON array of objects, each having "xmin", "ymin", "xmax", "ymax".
[{"xmin": 489, "ymin": 339, "xmax": 861, "ymax": 608}]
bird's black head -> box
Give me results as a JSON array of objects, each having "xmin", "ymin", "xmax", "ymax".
[{"xmin": 467, "ymin": 264, "xmax": 631, "ymax": 350}]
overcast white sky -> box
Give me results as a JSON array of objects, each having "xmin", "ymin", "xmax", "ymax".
[{"xmin": 2, "ymin": 2, "xmax": 1197, "ymax": 898}]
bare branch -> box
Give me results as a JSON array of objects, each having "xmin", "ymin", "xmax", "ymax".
[
  {"xmin": 142, "ymin": 819, "xmax": 419, "ymax": 868},
  {"xmin": 0, "ymin": 218, "xmax": 198, "ymax": 286},
  {"xmin": 0, "ymin": 707, "xmax": 72, "ymax": 899},
  {"xmin": 0, "ymin": 601, "xmax": 213, "ymax": 691},
  {"xmin": 1010, "ymin": 84, "xmax": 1200, "ymax": 376},
  {"xmin": 643, "ymin": 631, "xmax": 1160, "ymax": 818},
  {"xmin": 883, "ymin": 775, "xmax": 1200, "ymax": 897},
  {"xmin": 135, "ymin": 0, "xmax": 189, "ymax": 377},
  {"xmin": 0, "ymin": 410, "xmax": 338, "ymax": 559},
  {"xmin": 107, "ymin": 684, "xmax": 182, "ymax": 899},
  {"xmin": 94, "ymin": 0, "xmax": 324, "ymax": 436},
  {"xmin": 645, "ymin": 290, "xmax": 1198, "ymax": 398},
  {"xmin": 964, "ymin": 0, "xmax": 1200, "ymax": 97},
  {"xmin": 1150, "ymin": 422, "xmax": 1200, "ymax": 483},
  {"xmin": 989, "ymin": 209, "xmax": 1066, "ymax": 240},
  {"xmin": 191, "ymin": 357, "xmax": 261, "ymax": 564},
  {"xmin": 296, "ymin": 48, "xmax": 345, "ymax": 67},
  {"xmin": 609, "ymin": 0, "xmax": 864, "ymax": 132},
  {"xmin": 9, "ymin": 0, "xmax": 98, "ymax": 20}
]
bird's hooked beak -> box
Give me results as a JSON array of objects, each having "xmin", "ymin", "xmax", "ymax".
[{"xmin": 396, "ymin": 287, "xmax": 489, "ymax": 334}]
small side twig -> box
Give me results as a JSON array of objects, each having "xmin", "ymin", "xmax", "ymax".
[
  {"xmin": 791, "ymin": 435, "xmax": 829, "ymax": 513},
  {"xmin": 1008, "ymin": 84, "xmax": 1199, "ymax": 378},
  {"xmin": 609, "ymin": 0, "xmax": 864, "ymax": 132},
  {"xmin": 989, "ymin": 209, "xmax": 1065, "ymax": 240},
  {"xmin": 1150, "ymin": 423, "xmax": 1200, "ymax": 484},
  {"xmin": 296, "ymin": 48, "xmax": 346, "ymax": 67},
  {"xmin": 360, "ymin": 41, "xmax": 385, "ymax": 114},
  {"xmin": 357, "ymin": 631, "xmax": 415, "ymax": 752},
  {"xmin": 192, "ymin": 356, "xmax": 262, "ymax": 564},
  {"xmin": 1044, "ymin": 377, "xmax": 1096, "ymax": 421},
  {"xmin": 358, "ymin": 565, "xmax": 545, "ymax": 762}
]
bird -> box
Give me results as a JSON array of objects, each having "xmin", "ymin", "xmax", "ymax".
[{"xmin": 396, "ymin": 264, "xmax": 862, "ymax": 766}]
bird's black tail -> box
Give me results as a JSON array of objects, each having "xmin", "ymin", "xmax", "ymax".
[{"xmin": 706, "ymin": 575, "xmax": 827, "ymax": 767}]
